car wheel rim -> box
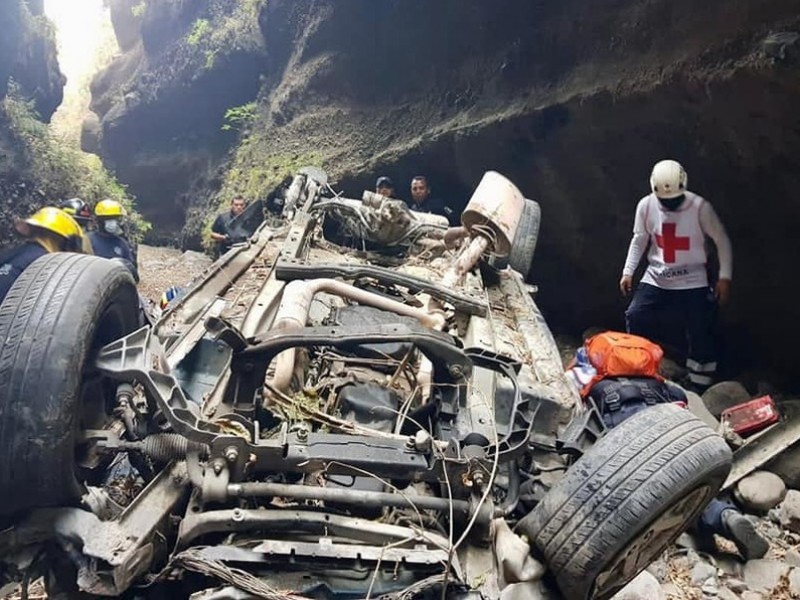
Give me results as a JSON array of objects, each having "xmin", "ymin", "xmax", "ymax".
[{"xmin": 592, "ymin": 485, "xmax": 714, "ymax": 599}]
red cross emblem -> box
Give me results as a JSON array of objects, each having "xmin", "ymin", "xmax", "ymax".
[{"xmin": 655, "ymin": 223, "xmax": 690, "ymax": 263}]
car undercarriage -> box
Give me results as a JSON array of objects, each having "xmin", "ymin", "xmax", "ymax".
[{"xmin": 0, "ymin": 169, "xmax": 732, "ymax": 600}]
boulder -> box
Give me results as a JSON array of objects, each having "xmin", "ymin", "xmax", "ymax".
[
  {"xmin": 779, "ymin": 490, "xmax": 800, "ymax": 533},
  {"xmin": 702, "ymin": 381, "xmax": 751, "ymax": 417},
  {"xmin": 610, "ymin": 571, "xmax": 664, "ymax": 600},
  {"xmin": 690, "ymin": 561, "xmax": 717, "ymax": 585},
  {"xmin": 734, "ymin": 471, "xmax": 787, "ymax": 513},
  {"xmin": 742, "ymin": 559, "xmax": 790, "ymax": 592}
]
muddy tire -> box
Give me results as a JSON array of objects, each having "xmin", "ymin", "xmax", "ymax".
[
  {"xmin": 507, "ymin": 198, "xmax": 540, "ymax": 279},
  {"xmin": 0, "ymin": 254, "xmax": 139, "ymax": 517},
  {"xmin": 517, "ymin": 404, "xmax": 731, "ymax": 600}
]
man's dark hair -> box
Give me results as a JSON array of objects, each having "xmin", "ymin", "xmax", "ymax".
[
  {"xmin": 411, "ymin": 175, "xmax": 429, "ymax": 187},
  {"xmin": 231, "ymin": 196, "xmax": 246, "ymax": 204}
]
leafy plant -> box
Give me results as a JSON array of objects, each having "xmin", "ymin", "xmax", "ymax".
[
  {"xmin": 187, "ymin": 18, "xmax": 211, "ymax": 46},
  {"xmin": 221, "ymin": 102, "xmax": 257, "ymax": 131},
  {"xmin": 131, "ymin": 1, "xmax": 146, "ymax": 18}
]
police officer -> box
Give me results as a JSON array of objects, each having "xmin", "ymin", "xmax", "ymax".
[
  {"xmin": 210, "ymin": 196, "xmax": 247, "ymax": 255},
  {"xmin": 0, "ymin": 207, "xmax": 85, "ymax": 303},
  {"xmin": 60, "ymin": 198, "xmax": 95, "ymax": 254},
  {"xmin": 620, "ymin": 160, "xmax": 732, "ymax": 391},
  {"xmin": 89, "ymin": 199, "xmax": 139, "ymax": 282}
]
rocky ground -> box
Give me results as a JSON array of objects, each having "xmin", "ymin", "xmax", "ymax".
[{"xmin": 136, "ymin": 243, "xmax": 212, "ymax": 305}]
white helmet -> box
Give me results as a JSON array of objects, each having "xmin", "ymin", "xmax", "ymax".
[{"xmin": 650, "ymin": 160, "xmax": 688, "ymax": 199}]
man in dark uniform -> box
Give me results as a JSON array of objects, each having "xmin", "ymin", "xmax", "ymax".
[
  {"xmin": 89, "ymin": 199, "xmax": 138, "ymax": 282},
  {"xmin": 375, "ymin": 176, "xmax": 395, "ymax": 198},
  {"xmin": 210, "ymin": 196, "xmax": 246, "ymax": 255},
  {"xmin": 408, "ymin": 176, "xmax": 455, "ymax": 224},
  {"xmin": 0, "ymin": 207, "xmax": 85, "ymax": 303}
]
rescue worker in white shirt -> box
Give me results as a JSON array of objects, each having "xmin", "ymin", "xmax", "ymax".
[
  {"xmin": 89, "ymin": 199, "xmax": 139, "ymax": 282},
  {"xmin": 620, "ymin": 160, "xmax": 733, "ymax": 391},
  {"xmin": 0, "ymin": 207, "xmax": 86, "ymax": 303}
]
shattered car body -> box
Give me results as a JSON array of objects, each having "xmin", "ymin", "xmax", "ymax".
[{"xmin": 0, "ymin": 170, "xmax": 733, "ymax": 600}]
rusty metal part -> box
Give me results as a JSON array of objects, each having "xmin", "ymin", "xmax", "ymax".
[
  {"xmin": 723, "ymin": 401, "xmax": 800, "ymax": 490},
  {"xmin": 275, "ymin": 258, "xmax": 488, "ymax": 316},
  {"xmin": 0, "ymin": 462, "xmax": 190, "ymax": 596},
  {"xmin": 155, "ymin": 223, "xmax": 276, "ymax": 345},
  {"xmin": 270, "ymin": 278, "xmax": 447, "ymax": 391},
  {"xmin": 461, "ymin": 171, "xmax": 525, "ymax": 257},
  {"xmin": 177, "ymin": 508, "xmax": 453, "ymax": 550},
  {"xmin": 224, "ymin": 481, "xmax": 498, "ymax": 523}
]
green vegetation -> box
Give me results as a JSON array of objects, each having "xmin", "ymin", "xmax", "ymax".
[
  {"xmin": 1, "ymin": 89, "xmax": 150, "ymax": 238},
  {"xmin": 131, "ymin": 1, "xmax": 146, "ymax": 18},
  {"xmin": 186, "ymin": 0, "xmax": 267, "ymax": 70},
  {"xmin": 221, "ymin": 102, "xmax": 257, "ymax": 131},
  {"xmin": 187, "ymin": 18, "xmax": 211, "ymax": 46}
]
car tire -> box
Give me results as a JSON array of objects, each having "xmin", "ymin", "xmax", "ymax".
[
  {"xmin": 507, "ymin": 198, "xmax": 540, "ymax": 279},
  {"xmin": 517, "ymin": 403, "xmax": 732, "ymax": 600},
  {"xmin": 0, "ymin": 254, "xmax": 140, "ymax": 517}
]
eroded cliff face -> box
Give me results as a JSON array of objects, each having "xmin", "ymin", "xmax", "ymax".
[
  {"xmin": 0, "ymin": 0, "xmax": 65, "ymax": 246},
  {"xmin": 87, "ymin": 0, "xmax": 267, "ymax": 242},
  {"xmin": 0, "ymin": 0, "xmax": 64, "ymax": 117},
  {"xmin": 89, "ymin": 0, "xmax": 800, "ymax": 382}
]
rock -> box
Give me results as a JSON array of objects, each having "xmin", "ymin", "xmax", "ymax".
[
  {"xmin": 726, "ymin": 578, "xmax": 748, "ymax": 594},
  {"xmin": 674, "ymin": 532, "xmax": 698, "ymax": 550},
  {"xmin": 785, "ymin": 548, "xmax": 800, "ymax": 568},
  {"xmin": 685, "ymin": 390, "xmax": 720, "ymax": 429},
  {"xmin": 690, "ymin": 561, "xmax": 717, "ymax": 585},
  {"xmin": 660, "ymin": 357, "xmax": 686, "ymax": 381},
  {"xmin": 716, "ymin": 587, "xmax": 740, "ymax": 600},
  {"xmin": 734, "ymin": 471, "xmax": 787, "ymax": 513},
  {"xmin": 762, "ymin": 31, "xmax": 800, "ymax": 62},
  {"xmin": 742, "ymin": 559, "xmax": 790, "ymax": 592},
  {"xmin": 702, "ymin": 381, "xmax": 751, "ymax": 417},
  {"xmin": 646, "ymin": 559, "xmax": 668, "ymax": 582},
  {"xmin": 790, "ymin": 568, "xmax": 800, "ymax": 597},
  {"xmin": 715, "ymin": 554, "xmax": 744, "ymax": 577},
  {"xmin": 741, "ymin": 592, "xmax": 764, "ymax": 600},
  {"xmin": 779, "ymin": 490, "xmax": 800, "ymax": 533},
  {"xmin": 659, "ymin": 582, "xmax": 680, "ymax": 597},
  {"xmin": 610, "ymin": 571, "xmax": 664, "ymax": 600},
  {"xmin": 700, "ymin": 580, "xmax": 719, "ymax": 596}
]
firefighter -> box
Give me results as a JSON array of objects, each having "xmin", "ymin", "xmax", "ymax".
[
  {"xmin": 620, "ymin": 160, "xmax": 732, "ymax": 391},
  {"xmin": 59, "ymin": 198, "xmax": 95, "ymax": 254},
  {"xmin": 89, "ymin": 199, "xmax": 138, "ymax": 282},
  {"xmin": 0, "ymin": 207, "xmax": 85, "ymax": 303}
]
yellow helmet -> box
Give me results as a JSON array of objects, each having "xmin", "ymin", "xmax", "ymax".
[
  {"xmin": 18, "ymin": 207, "xmax": 82, "ymax": 238},
  {"xmin": 15, "ymin": 207, "xmax": 85, "ymax": 252},
  {"xmin": 94, "ymin": 199, "xmax": 127, "ymax": 218}
]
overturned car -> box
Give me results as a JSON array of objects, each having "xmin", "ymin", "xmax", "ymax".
[{"xmin": 0, "ymin": 170, "xmax": 732, "ymax": 600}]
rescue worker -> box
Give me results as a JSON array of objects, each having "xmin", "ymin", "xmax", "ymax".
[
  {"xmin": 620, "ymin": 160, "xmax": 732, "ymax": 391},
  {"xmin": 59, "ymin": 198, "xmax": 95, "ymax": 254},
  {"xmin": 0, "ymin": 207, "xmax": 85, "ymax": 303},
  {"xmin": 60, "ymin": 197, "xmax": 93, "ymax": 228},
  {"xmin": 408, "ymin": 176, "xmax": 455, "ymax": 224},
  {"xmin": 210, "ymin": 196, "xmax": 246, "ymax": 255},
  {"xmin": 565, "ymin": 333, "xmax": 768, "ymax": 560},
  {"xmin": 375, "ymin": 176, "xmax": 395, "ymax": 198},
  {"xmin": 89, "ymin": 199, "xmax": 138, "ymax": 282}
]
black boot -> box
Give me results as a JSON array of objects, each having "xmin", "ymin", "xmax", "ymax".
[{"xmin": 721, "ymin": 510, "xmax": 769, "ymax": 560}]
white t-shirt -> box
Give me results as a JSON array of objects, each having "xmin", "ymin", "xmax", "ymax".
[{"xmin": 622, "ymin": 192, "xmax": 732, "ymax": 290}]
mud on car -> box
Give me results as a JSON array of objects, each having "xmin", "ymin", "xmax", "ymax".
[{"xmin": 0, "ymin": 170, "xmax": 732, "ymax": 600}]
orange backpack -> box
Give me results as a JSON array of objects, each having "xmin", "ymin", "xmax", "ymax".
[{"xmin": 580, "ymin": 331, "xmax": 664, "ymax": 397}]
